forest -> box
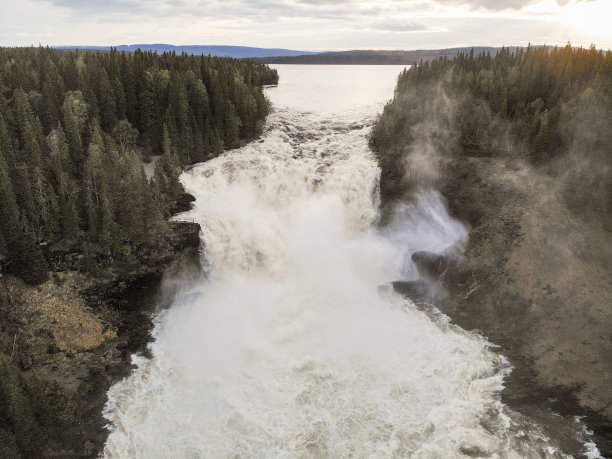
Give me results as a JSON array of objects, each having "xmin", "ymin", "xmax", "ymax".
[
  {"xmin": 0, "ymin": 47, "xmax": 278, "ymax": 285},
  {"xmin": 257, "ymin": 47, "xmax": 503, "ymax": 65},
  {"xmin": 370, "ymin": 43, "xmax": 612, "ymax": 222}
]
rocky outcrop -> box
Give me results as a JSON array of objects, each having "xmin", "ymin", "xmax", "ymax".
[
  {"xmin": 390, "ymin": 280, "xmax": 429, "ymax": 303},
  {"xmin": 171, "ymin": 192, "xmax": 197, "ymax": 215},
  {"xmin": 393, "ymin": 156, "xmax": 612, "ymax": 455},
  {"xmin": 0, "ymin": 219, "xmax": 201, "ymax": 458},
  {"xmin": 79, "ymin": 221, "xmax": 201, "ymax": 307}
]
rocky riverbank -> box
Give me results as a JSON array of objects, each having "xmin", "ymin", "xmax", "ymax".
[
  {"xmin": 391, "ymin": 155, "xmax": 612, "ymax": 456},
  {"xmin": 0, "ymin": 218, "xmax": 201, "ymax": 458}
]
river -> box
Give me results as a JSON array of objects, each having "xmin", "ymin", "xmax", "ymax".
[{"xmin": 102, "ymin": 65, "xmax": 598, "ymax": 458}]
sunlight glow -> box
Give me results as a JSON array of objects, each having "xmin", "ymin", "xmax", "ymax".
[
  {"xmin": 547, "ymin": 0, "xmax": 612, "ymax": 45},
  {"xmin": 0, "ymin": 0, "xmax": 610, "ymax": 49}
]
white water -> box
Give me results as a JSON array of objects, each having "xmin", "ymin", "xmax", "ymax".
[{"xmin": 103, "ymin": 66, "xmax": 578, "ymax": 458}]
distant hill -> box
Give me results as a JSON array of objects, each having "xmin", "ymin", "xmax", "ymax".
[
  {"xmin": 55, "ymin": 44, "xmax": 320, "ymax": 58},
  {"xmin": 53, "ymin": 45, "xmax": 524, "ymax": 64},
  {"xmin": 257, "ymin": 47, "xmax": 508, "ymax": 65}
]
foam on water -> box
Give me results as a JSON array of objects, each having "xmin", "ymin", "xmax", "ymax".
[{"xmin": 102, "ymin": 68, "xmax": 589, "ymax": 458}]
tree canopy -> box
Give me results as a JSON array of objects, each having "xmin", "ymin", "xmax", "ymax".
[
  {"xmin": 370, "ymin": 43, "xmax": 612, "ymax": 220},
  {"xmin": 0, "ymin": 46, "xmax": 278, "ymax": 283}
]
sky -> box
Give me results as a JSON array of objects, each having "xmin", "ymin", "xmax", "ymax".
[{"xmin": 0, "ymin": 0, "xmax": 610, "ymax": 51}]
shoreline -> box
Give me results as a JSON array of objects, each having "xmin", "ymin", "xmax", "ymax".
[
  {"xmin": 441, "ymin": 298, "xmax": 610, "ymax": 457},
  {"xmin": 0, "ymin": 206, "xmax": 201, "ymax": 458},
  {"xmin": 82, "ymin": 221, "xmax": 203, "ymax": 458},
  {"xmin": 388, "ymin": 155, "xmax": 612, "ymax": 457},
  {"xmin": 394, "ymin": 278, "xmax": 610, "ymax": 457}
]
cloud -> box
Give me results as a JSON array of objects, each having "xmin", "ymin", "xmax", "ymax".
[
  {"xmin": 28, "ymin": 0, "xmax": 202, "ymax": 22},
  {"xmin": 556, "ymin": 0, "xmax": 595, "ymax": 4},
  {"xmin": 373, "ymin": 18, "xmax": 430, "ymax": 32},
  {"xmin": 432, "ymin": 0, "xmax": 594, "ymax": 10},
  {"xmin": 432, "ymin": 0, "xmax": 539, "ymax": 10},
  {"xmin": 13, "ymin": 0, "xmax": 612, "ymax": 49},
  {"xmin": 36, "ymin": 0, "xmax": 155, "ymax": 15},
  {"xmin": 27, "ymin": 0, "xmax": 604, "ymax": 20},
  {"xmin": 292, "ymin": 0, "xmax": 360, "ymax": 4},
  {"xmin": 31, "ymin": 0, "xmax": 364, "ymax": 21}
]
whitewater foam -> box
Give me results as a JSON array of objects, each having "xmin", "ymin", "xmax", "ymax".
[{"xmin": 102, "ymin": 67, "xmax": 588, "ymax": 458}]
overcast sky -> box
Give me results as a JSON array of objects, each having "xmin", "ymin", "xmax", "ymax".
[{"xmin": 0, "ymin": 0, "xmax": 610, "ymax": 51}]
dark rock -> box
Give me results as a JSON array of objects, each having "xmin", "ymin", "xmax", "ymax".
[
  {"xmin": 171, "ymin": 192, "xmax": 196, "ymax": 214},
  {"xmin": 407, "ymin": 251, "xmax": 470, "ymax": 303},
  {"xmin": 84, "ymin": 441, "xmax": 95, "ymax": 456},
  {"xmin": 80, "ymin": 221, "xmax": 201, "ymax": 310},
  {"xmin": 44, "ymin": 243, "xmax": 84, "ymax": 272},
  {"xmin": 459, "ymin": 445, "xmax": 490, "ymax": 457},
  {"xmin": 411, "ymin": 251, "xmax": 449, "ymax": 279},
  {"xmin": 381, "ymin": 153, "xmax": 612, "ymax": 455},
  {"xmin": 391, "ymin": 280, "xmax": 429, "ymax": 303},
  {"xmin": 404, "ymin": 157, "xmax": 612, "ymax": 456},
  {"xmin": 0, "ymin": 216, "xmax": 203, "ymax": 457},
  {"xmin": 167, "ymin": 221, "xmax": 201, "ymax": 250}
]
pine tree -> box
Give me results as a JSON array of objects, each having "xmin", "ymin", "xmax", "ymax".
[
  {"xmin": 48, "ymin": 125, "xmax": 79, "ymax": 239},
  {"xmin": 83, "ymin": 124, "xmax": 105, "ymax": 238},
  {"xmin": 0, "ymin": 46, "xmax": 279, "ymax": 281},
  {"xmin": 0, "ymin": 149, "xmax": 47, "ymax": 284},
  {"xmin": 45, "ymin": 381, "xmax": 74, "ymax": 428},
  {"xmin": 97, "ymin": 68, "xmax": 117, "ymax": 131},
  {"xmin": 62, "ymin": 92, "xmax": 87, "ymax": 175}
]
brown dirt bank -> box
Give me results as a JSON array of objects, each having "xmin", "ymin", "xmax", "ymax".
[
  {"xmin": 0, "ymin": 220, "xmax": 201, "ymax": 458},
  {"xmin": 393, "ymin": 156, "xmax": 611, "ymax": 456}
]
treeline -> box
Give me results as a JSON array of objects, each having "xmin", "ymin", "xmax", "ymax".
[
  {"xmin": 370, "ymin": 43, "xmax": 612, "ymax": 217},
  {"xmin": 258, "ymin": 47, "xmax": 503, "ymax": 65},
  {"xmin": 0, "ymin": 47, "xmax": 278, "ymax": 284}
]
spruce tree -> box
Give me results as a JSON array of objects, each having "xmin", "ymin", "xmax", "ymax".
[
  {"xmin": 48, "ymin": 125, "xmax": 79, "ymax": 239},
  {"xmin": 0, "ymin": 46, "xmax": 279, "ymax": 281},
  {"xmin": 0, "ymin": 149, "xmax": 47, "ymax": 284}
]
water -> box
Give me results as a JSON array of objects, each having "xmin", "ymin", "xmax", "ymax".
[{"xmin": 103, "ymin": 65, "xmax": 595, "ymax": 458}]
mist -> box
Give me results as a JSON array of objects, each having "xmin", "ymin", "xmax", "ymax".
[{"xmin": 100, "ymin": 66, "xmax": 575, "ymax": 458}]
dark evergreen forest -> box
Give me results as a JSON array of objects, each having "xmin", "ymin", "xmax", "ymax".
[
  {"xmin": 0, "ymin": 47, "xmax": 278, "ymax": 285},
  {"xmin": 370, "ymin": 43, "xmax": 612, "ymax": 221},
  {"xmin": 258, "ymin": 47, "xmax": 501, "ymax": 65}
]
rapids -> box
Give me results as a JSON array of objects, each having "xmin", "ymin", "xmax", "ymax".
[{"xmin": 102, "ymin": 65, "xmax": 586, "ymax": 458}]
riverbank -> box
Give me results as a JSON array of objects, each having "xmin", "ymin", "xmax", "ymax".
[
  {"xmin": 370, "ymin": 46, "xmax": 612, "ymax": 457},
  {"xmin": 0, "ymin": 217, "xmax": 201, "ymax": 458},
  {"xmin": 391, "ymin": 155, "xmax": 611, "ymax": 456}
]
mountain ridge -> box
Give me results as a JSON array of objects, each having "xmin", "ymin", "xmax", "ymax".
[
  {"xmin": 255, "ymin": 47, "xmax": 513, "ymax": 64},
  {"xmin": 53, "ymin": 44, "xmax": 541, "ymax": 64},
  {"xmin": 55, "ymin": 44, "xmax": 320, "ymax": 58}
]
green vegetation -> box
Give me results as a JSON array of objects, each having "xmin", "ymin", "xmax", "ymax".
[
  {"xmin": 0, "ymin": 47, "xmax": 278, "ymax": 284},
  {"xmin": 0, "ymin": 46, "xmax": 277, "ymax": 458},
  {"xmin": 258, "ymin": 47, "xmax": 503, "ymax": 65},
  {"xmin": 0, "ymin": 355, "xmax": 75, "ymax": 458},
  {"xmin": 370, "ymin": 44, "xmax": 612, "ymax": 221}
]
